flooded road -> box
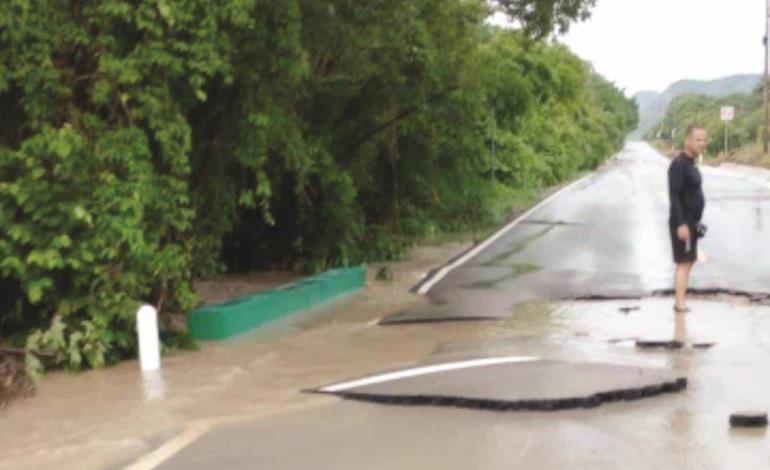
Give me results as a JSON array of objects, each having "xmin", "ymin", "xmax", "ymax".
[
  {"xmin": 0, "ymin": 242, "xmax": 489, "ymax": 470},
  {"xmin": 3, "ymin": 142, "xmax": 770, "ymax": 469},
  {"xmin": 157, "ymin": 298, "xmax": 770, "ymax": 470},
  {"xmin": 5, "ymin": 277, "xmax": 770, "ymax": 469}
]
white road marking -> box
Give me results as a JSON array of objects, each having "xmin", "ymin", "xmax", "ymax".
[
  {"xmin": 518, "ymin": 435, "xmax": 533, "ymax": 458},
  {"xmin": 123, "ymin": 421, "xmax": 213, "ymax": 470},
  {"xmin": 416, "ymin": 173, "xmax": 595, "ymax": 295},
  {"xmin": 319, "ymin": 356, "xmax": 539, "ymax": 393}
]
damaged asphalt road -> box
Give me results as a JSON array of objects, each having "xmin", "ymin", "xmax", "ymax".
[
  {"xmin": 159, "ymin": 296, "xmax": 770, "ymax": 469},
  {"xmin": 387, "ymin": 141, "xmax": 770, "ymax": 324},
  {"xmin": 154, "ymin": 143, "xmax": 770, "ymax": 469}
]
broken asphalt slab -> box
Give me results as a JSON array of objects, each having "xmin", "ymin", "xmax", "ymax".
[{"xmin": 310, "ymin": 358, "xmax": 686, "ymax": 412}]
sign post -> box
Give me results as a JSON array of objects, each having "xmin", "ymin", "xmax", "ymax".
[
  {"xmin": 721, "ymin": 106, "xmax": 735, "ymax": 156},
  {"xmin": 765, "ymin": 0, "xmax": 769, "ymax": 155}
]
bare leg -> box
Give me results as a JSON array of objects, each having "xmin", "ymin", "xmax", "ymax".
[
  {"xmin": 674, "ymin": 262, "xmax": 694, "ymax": 311},
  {"xmin": 673, "ymin": 309, "xmax": 688, "ymax": 342}
]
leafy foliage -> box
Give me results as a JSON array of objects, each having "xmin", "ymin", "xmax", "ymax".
[
  {"xmin": 493, "ymin": 0, "xmax": 597, "ymax": 38},
  {"xmin": 646, "ymin": 86, "xmax": 764, "ymax": 156},
  {"xmin": 0, "ymin": 0, "xmax": 635, "ymax": 374}
]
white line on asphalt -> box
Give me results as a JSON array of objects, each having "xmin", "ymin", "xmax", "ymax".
[
  {"xmin": 123, "ymin": 421, "xmax": 213, "ymax": 470},
  {"xmin": 319, "ymin": 356, "xmax": 539, "ymax": 393},
  {"xmin": 416, "ymin": 172, "xmax": 595, "ymax": 295}
]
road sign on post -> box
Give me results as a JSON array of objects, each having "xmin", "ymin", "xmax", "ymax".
[
  {"xmin": 765, "ymin": 0, "xmax": 770, "ymax": 155},
  {"xmin": 721, "ymin": 106, "xmax": 734, "ymax": 156}
]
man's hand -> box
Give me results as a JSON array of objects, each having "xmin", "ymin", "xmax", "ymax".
[{"xmin": 677, "ymin": 224, "xmax": 690, "ymax": 241}]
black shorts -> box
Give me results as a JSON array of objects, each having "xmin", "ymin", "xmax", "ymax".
[{"xmin": 670, "ymin": 223, "xmax": 697, "ymax": 263}]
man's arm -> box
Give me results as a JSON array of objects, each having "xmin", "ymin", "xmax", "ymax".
[{"xmin": 668, "ymin": 160, "xmax": 686, "ymax": 227}]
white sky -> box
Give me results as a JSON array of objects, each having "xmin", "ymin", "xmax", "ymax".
[{"xmin": 558, "ymin": 0, "xmax": 766, "ymax": 96}]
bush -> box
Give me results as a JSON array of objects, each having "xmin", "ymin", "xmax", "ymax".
[{"xmin": 0, "ymin": 0, "xmax": 635, "ymax": 375}]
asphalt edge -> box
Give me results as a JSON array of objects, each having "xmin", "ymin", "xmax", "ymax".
[
  {"xmin": 410, "ymin": 168, "xmax": 601, "ymax": 296},
  {"xmin": 314, "ymin": 377, "xmax": 687, "ymax": 412}
]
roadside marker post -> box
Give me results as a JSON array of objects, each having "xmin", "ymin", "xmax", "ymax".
[{"xmin": 137, "ymin": 305, "xmax": 161, "ymax": 372}]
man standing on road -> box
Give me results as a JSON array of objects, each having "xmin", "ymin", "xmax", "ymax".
[{"xmin": 668, "ymin": 125, "xmax": 707, "ymax": 313}]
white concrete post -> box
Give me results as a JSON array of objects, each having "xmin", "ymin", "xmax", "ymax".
[{"xmin": 137, "ymin": 305, "xmax": 161, "ymax": 371}]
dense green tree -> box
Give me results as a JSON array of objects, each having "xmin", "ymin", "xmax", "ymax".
[
  {"xmin": 647, "ymin": 86, "xmax": 762, "ymax": 155},
  {"xmin": 0, "ymin": 0, "xmax": 636, "ymax": 374},
  {"xmin": 493, "ymin": 0, "xmax": 597, "ymax": 37}
]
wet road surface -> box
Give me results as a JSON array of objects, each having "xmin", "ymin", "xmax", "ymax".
[
  {"xmin": 158, "ymin": 299, "xmax": 770, "ymax": 470},
  {"xmin": 5, "ymin": 143, "xmax": 770, "ymax": 469},
  {"xmin": 149, "ymin": 143, "xmax": 770, "ymax": 469},
  {"xmin": 386, "ymin": 142, "xmax": 770, "ymax": 323},
  {"xmin": 313, "ymin": 358, "xmax": 686, "ymax": 411}
]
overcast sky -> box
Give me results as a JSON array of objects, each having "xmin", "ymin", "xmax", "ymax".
[{"xmin": 557, "ymin": 0, "xmax": 765, "ymax": 96}]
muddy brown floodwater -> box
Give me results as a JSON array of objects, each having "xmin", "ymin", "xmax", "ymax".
[
  {"xmin": 3, "ymin": 237, "xmax": 770, "ymax": 469},
  {"xmin": 1, "ymin": 241, "xmax": 485, "ymax": 469}
]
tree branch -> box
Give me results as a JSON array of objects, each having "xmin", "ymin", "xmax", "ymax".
[{"xmin": 343, "ymin": 85, "xmax": 460, "ymax": 157}]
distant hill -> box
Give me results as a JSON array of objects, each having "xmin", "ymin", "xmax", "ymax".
[{"xmin": 630, "ymin": 74, "xmax": 761, "ymax": 139}]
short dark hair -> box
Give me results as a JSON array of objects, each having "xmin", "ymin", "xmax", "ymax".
[{"xmin": 685, "ymin": 124, "xmax": 705, "ymax": 137}]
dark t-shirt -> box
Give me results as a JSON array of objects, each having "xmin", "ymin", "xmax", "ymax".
[{"xmin": 668, "ymin": 152, "xmax": 705, "ymax": 226}]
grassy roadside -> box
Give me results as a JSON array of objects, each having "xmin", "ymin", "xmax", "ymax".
[
  {"xmin": 647, "ymin": 139, "xmax": 770, "ymax": 168},
  {"xmin": 414, "ymin": 168, "xmax": 596, "ymax": 250}
]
